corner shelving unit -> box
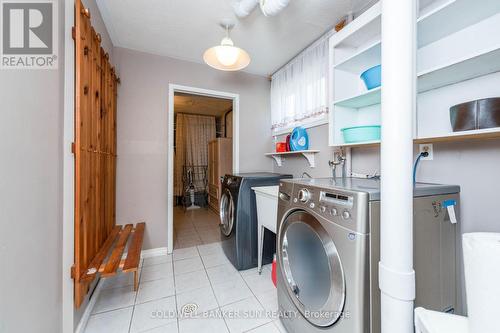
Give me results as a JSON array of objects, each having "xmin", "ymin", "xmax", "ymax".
[
  {"xmin": 265, "ymin": 150, "xmax": 320, "ymax": 168},
  {"xmin": 328, "ymin": 0, "xmax": 500, "ymax": 148}
]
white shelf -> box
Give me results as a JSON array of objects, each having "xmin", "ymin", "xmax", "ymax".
[
  {"xmin": 418, "ymin": 0, "xmax": 500, "ymax": 47},
  {"xmin": 416, "ymin": 127, "xmax": 500, "ymax": 143},
  {"xmin": 332, "ymin": 140, "xmax": 381, "ymax": 148},
  {"xmin": 265, "ymin": 150, "xmax": 320, "ymax": 168},
  {"xmin": 333, "ymin": 2, "xmax": 381, "ymax": 49},
  {"xmin": 334, "ymin": 41, "xmax": 381, "ymax": 74},
  {"xmin": 417, "ymin": 46, "xmax": 500, "ymax": 92},
  {"xmin": 334, "ymin": 87, "xmax": 381, "ymax": 108}
]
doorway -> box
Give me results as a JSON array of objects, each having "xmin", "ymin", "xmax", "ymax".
[{"xmin": 168, "ymin": 84, "xmax": 239, "ymax": 253}]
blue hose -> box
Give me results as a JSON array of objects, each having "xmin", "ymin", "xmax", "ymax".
[{"xmin": 413, "ymin": 152, "xmax": 429, "ymax": 185}]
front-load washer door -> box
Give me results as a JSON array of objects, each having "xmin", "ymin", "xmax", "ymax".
[
  {"xmin": 278, "ymin": 210, "xmax": 346, "ymax": 327},
  {"xmin": 219, "ymin": 189, "xmax": 235, "ymax": 237}
]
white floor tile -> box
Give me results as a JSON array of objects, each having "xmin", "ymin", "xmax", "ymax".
[
  {"xmin": 143, "ymin": 255, "xmax": 173, "ymax": 267},
  {"xmin": 178, "ymin": 318, "xmax": 228, "ymax": 333},
  {"xmin": 141, "ymin": 262, "xmax": 174, "ymax": 283},
  {"xmin": 211, "ymin": 276, "xmax": 253, "ymax": 307},
  {"xmin": 174, "ymin": 257, "xmax": 204, "ymax": 275},
  {"xmin": 254, "ymin": 290, "xmax": 278, "ymax": 314},
  {"xmin": 84, "ymin": 307, "xmax": 133, "ymax": 333},
  {"xmin": 141, "ymin": 321, "xmax": 178, "ymax": 333},
  {"xmin": 197, "ymin": 243, "xmax": 223, "ymax": 257},
  {"xmin": 221, "ymin": 297, "xmax": 271, "ymax": 333},
  {"xmin": 92, "ymin": 285, "xmax": 137, "ymax": 314},
  {"xmin": 242, "ymin": 270, "xmax": 275, "ymax": 295},
  {"xmin": 239, "ymin": 267, "xmax": 261, "ymax": 277},
  {"xmin": 130, "ymin": 296, "xmax": 177, "ymax": 333},
  {"xmin": 176, "ymin": 286, "xmax": 218, "ymax": 317},
  {"xmin": 100, "ymin": 270, "xmax": 139, "ymax": 290},
  {"xmin": 136, "ymin": 277, "xmax": 176, "ymax": 304},
  {"xmin": 273, "ymin": 319, "xmax": 288, "ymax": 333},
  {"xmin": 173, "ymin": 247, "xmax": 199, "ymax": 261},
  {"xmin": 205, "ymin": 264, "xmax": 239, "ymax": 285},
  {"xmin": 201, "ymin": 252, "xmax": 230, "ymax": 268},
  {"xmin": 261, "ymin": 264, "xmax": 273, "ymax": 273},
  {"xmin": 174, "ymin": 270, "xmax": 210, "ymax": 294},
  {"xmin": 247, "ymin": 322, "xmax": 281, "ymax": 333}
]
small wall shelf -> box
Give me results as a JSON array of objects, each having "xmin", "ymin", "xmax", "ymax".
[
  {"xmin": 417, "ymin": 0, "xmax": 500, "ymax": 47},
  {"xmin": 265, "ymin": 150, "xmax": 320, "ymax": 168},
  {"xmin": 334, "ymin": 87, "xmax": 381, "ymax": 108},
  {"xmin": 334, "ymin": 41, "xmax": 381, "ymax": 73},
  {"xmin": 417, "ymin": 47, "xmax": 500, "ymax": 92}
]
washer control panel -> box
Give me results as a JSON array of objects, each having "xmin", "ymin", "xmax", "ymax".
[{"xmin": 283, "ymin": 180, "xmax": 371, "ymax": 234}]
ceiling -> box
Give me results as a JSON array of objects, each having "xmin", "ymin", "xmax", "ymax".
[
  {"xmin": 96, "ymin": 0, "xmax": 373, "ymax": 76},
  {"xmin": 174, "ymin": 92, "xmax": 233, "ymax": 116}
]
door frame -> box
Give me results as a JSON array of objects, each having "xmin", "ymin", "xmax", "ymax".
[{"xmin": 167, "ymin": 84, "xmax": 240, "ymax": 253}]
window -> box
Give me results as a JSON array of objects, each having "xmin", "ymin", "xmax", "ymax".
[{"xmin": 271, "ymin": 32, "xmax": 331, "ymax": 134}]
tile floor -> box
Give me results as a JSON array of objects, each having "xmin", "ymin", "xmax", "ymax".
[
  {"xmin": 173, "ymin": 207, "xmax": 222, "ymax": 249},
  {"xmin": 84, "ymin": 241, "xmax": 287, "ymax": 333}
]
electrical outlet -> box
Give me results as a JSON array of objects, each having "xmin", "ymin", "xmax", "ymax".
[{"xmin": 419, "ymin": 144, "xmax": 433, "ymax": 161}]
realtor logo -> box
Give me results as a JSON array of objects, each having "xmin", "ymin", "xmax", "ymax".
[{"xmin": 1, "ymin": 0, "xmax": 58, "ymax": 69}]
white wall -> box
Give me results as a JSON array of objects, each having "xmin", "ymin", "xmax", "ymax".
[
  {"xmin": 0, "ymin": 1, "xmax": 65, "ymax": 332},
  {"xmin": 113, "ymin": 47, "xmax": 273, "ymax": 250}
]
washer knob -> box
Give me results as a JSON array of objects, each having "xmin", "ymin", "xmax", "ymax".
[
  {"xmin": 342, "ymin": 210, "xmax": 351, "ymax": 220},
  {"xmin": 320, "ymin": 206, "xmax": 326, "ymax": 213},
  {"xmin": 298, "ymin": 189, "xmax": 311, "ymax": 203},
  {"xmin": 330, "ymin": 208, "xmax": 338, "ymax": 216}
]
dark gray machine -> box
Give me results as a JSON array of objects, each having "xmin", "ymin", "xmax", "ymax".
[
  {"xmin": 220, "ymin": 172, "xmax": 292, "ymax": 270},
  {"xmin": 276, "ymin": 178, "xmax": 460, "ymax": 333}
]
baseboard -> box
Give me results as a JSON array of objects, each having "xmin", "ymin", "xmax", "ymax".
[
  {"xmin": 74, "ymin": 279, "xmax": 104, "ymax": 333},
  {"xmin": 74, "ymin": 247, "xmax": 168, "ymax": 332},
  {"xmin": 140, "ymin": 247, "xmax": 170, "ymax": 258}
]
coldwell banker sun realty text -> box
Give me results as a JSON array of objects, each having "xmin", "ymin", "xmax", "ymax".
[{"xmin": 1, "ymin": 0, "xmax": 58, "ymax": 69}]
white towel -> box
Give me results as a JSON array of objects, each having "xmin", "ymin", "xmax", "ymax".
[{"xmin": 462, "ymin": 233, "xmax": 500, "ymax": 333}]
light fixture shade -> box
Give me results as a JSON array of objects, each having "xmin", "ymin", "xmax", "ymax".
[
  {"xmin": 204, "ymin": 36, "xmax": 250, "ymax": 71},
  {"xmin": 204, "ymin": 46, "xmax": 250, "ymax": 71}
]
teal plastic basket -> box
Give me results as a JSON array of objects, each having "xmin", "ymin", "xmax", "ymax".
[{"xmin": 341, "ymin": 125, "xmax": 381, "ymax": 143}]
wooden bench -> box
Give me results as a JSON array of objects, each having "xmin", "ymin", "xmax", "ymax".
[{"xmin": 79, "ymin": 222, "xmax": 145, "ymax": 290}]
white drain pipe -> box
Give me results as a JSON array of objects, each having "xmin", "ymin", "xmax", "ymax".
[
  {"xmin": 232, "ymin": 0, "xmax": 259, "ymax": 18},
  {"xmin": 260, "ymin": 0, "xmax": 290, "ymax": 16},
  {"xmin": 232, "ymin": 0, "xmax": 290, "ymax": 17},
  {"xmin": 379, "ymin": 0, "xmax": 417, "ymax": 332}
]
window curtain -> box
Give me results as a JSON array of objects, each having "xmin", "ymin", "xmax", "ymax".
[
  {"xmin": 174, "ymin": 114, "xmax": 216, "ymax": 197},
  {"xmin": 271, "ymin": 32, "xmax": 331, "ymax": 133}
]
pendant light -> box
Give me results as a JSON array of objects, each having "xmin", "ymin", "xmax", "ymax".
[{"xmin": 203, "ymin": 23, "xmax": 251, "ymax": 71}]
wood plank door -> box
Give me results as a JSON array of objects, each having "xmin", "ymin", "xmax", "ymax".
[{"xmin": 74, "ymin": 0, "xmax": 119, "ymax": 308}]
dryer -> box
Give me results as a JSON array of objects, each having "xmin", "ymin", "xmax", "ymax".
[
  {"xmin": 220, "ymin": 172, "xmax": 292, "ymax": 270},
  {"xmin": 276, "ymin": 178, "xmax": 460, "ymax": 333}
]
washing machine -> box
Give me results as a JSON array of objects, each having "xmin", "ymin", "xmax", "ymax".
[
  {"xmin": 276, "ymin": 178, "xmax": 460, "ymax": 333},
  {"xmin": 219, "ymin": 172, "xmax": 292, "ymax": 270}
]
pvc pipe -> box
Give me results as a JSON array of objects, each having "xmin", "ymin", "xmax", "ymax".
[
  {"xmin": 260, "ymin": 0, "xmax": 290, "ymax": 16},
  {"xmin": 232, "ymin": 0, "xmax": 259, "ymax": 17},
  {"xmin": 379, "ymin": 0, "xmax": 417, "ymax": 332}
]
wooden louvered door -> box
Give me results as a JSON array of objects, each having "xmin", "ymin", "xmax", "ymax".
[{"xmin": 74, "ymin": 0, "xmax": 119, "ymax": 308}]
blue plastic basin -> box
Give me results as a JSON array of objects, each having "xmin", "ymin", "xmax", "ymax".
[
  {"xmin": 360, "ymin": 65, "xmax": 381, "ymax": 90},
  {"xmin": 341, "ymin": 125, "xmax": 381, "ymax": 143}
]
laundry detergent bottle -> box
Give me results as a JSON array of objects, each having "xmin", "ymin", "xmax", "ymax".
[{"xmin": 289, "ymin": 126, "xmax": 309, "ymax": 151}]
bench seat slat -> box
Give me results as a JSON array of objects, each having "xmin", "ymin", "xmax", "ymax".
[
  {"xmin": 101, "ymin": 224, "xmax": 133, "ymax": 277},
  {"xmin": 123, "ymin": 222, "xmax": 145, "ymax": 273},
  {"xmin": 80, "ymin": 225, "xmax": 122, "ymax": 282}
]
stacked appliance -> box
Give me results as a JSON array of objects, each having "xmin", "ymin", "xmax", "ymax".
[
  {"xmin": 220, "ymin": 172, "xmax": 292, "ymax": 270},
  {"xmin": 276, "ymin": 178, "xmax": 460, "ymax": 333}
]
